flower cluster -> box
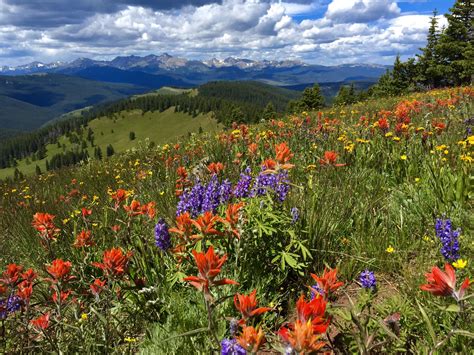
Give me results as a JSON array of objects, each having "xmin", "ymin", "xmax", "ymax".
[
  {"xmin": 360, "ymin": 270, "xmax": 376, "ymax": 290},
  {"xmin": 154, "ymin": 218, "xmax": 171, "ymax": 251},
  {"xmin": 435, "ymin": 217, "xmax": 461, "ymax": 261}
]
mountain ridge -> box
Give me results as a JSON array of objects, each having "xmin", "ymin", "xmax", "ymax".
[{"xmin": 0, "ymin": 53, "xmax": 389, "ymax": 78}]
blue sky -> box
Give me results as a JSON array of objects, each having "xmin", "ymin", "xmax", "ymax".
[{"xmin": 0, "ymin": 0, "xmax": 456, "ymax": 66}]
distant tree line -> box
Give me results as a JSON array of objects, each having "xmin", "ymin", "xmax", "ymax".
[{"xmin": 371, "ymin": 1, "xmax": 473, "ymax": 96}]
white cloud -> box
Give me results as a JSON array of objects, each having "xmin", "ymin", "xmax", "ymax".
[
  {"xmin": 0, "ymin": 0, "xmax": 441, "ymax": 66},
  {"xmin": 326, "ymin": 0, "xmax": 400, "ymax": 23}
]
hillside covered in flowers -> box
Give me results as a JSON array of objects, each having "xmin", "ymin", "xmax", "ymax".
[{"xmin": 0, "ymin": 87, "xmax": 473, "ymax": 353}]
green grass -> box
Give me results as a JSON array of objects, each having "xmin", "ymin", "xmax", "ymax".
[
  {"xmin": 0, "ymin": 87, "xmax": 472, "ymax": 354},
  {"xmin": 0, "ymin": 108, "xmax": 219, "ymax": 179},
  {"xmin": 131, "ymin": 87, "xmax": 192, "ymax": 99}
]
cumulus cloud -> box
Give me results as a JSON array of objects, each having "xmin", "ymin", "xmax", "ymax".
[
  {"xmin": 326, "ymin": 0, "xmax": 400, "ymax": 23},
  {"xmin": 0, "ymin": 0, "xmax": 441, "ymax": 66}
]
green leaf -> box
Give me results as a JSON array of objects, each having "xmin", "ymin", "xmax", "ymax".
[
  {"xmin": 452, "ymin": 330, "xmax": 474, "ymax": 339},
  {"xmin": 416, "ymin": 300, "xmax": 437, "ymax": 346},
  {"xmin": 444, "ymin": 304, "xmax": 461, "ymax": 313}
]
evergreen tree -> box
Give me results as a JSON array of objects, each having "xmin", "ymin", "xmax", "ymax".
[
  {"xmin": 418, "ymin": 10, "xmax": 443, "ymax": 87},
  {"xmin": 35, "ymin": 165, "xmax": 42, "ymax": 176},
  {"xmin": 129, "ymin": 131, "xmax": 136, "ymax": 141},
  {"xmin": 299, "ymin": 84, "xmax": 325, "ymax": 111},
  {"xmin": 106, "ymin": 144, "xmax": 115, "ymax": 157},
  {"xmin": 262, "ymin": 102, "xmax": 276, "ymax": 120},
  {"xmin": 436, "ymin": 0, "xmax": 474, "ymax": 85}
]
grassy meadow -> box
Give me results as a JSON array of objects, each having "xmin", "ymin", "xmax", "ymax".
[
  {"xmin": 0, "ymin": 87, "xmax": 473, "ymax": 353},
  {"xmin": 0, "ymin": 107, "xmax": 219, "ymax": 179}
]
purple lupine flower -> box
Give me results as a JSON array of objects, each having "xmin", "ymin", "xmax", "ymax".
[
  {"xmin": 252, "ymin": 169, "xmax": 278, "ymax": 197},
  {"xmin": 360, "ymin": 270, "xmax": 376, "ymax": 289},
  {"xmin": 274, "ymin": 171, "xmax": 291, "ymax": 202},
  {"xmin": 176, "ymin": 179, "xmax": 205, "ymax": 217},
  {"xmin": 154, "ymin": 218, "xmax": 171, "ymax": 251},
  {"xmin": 0, "ymin": 295, "xmax": 21, "ymax": 319},
  {"xmin": 233, "ymin": 167, "xmax": 252, "ymax": 198},
  {"xmin": 310, "ymin": 284, "xmax": 325, "ymax": 299},
  {"xmin": 435, "ymin": 217, "xmax": 461, "ymax": 261},
  {"xmin": 202, "ymin": 174, "xmax": 220, "ymax": 213},
  {"xmin": 219, "ymin": 179, "xmax": 233, "ymax": 205},
  {"xmin": 221, "ymin": 338, "xmax": 246, "ymax": 355},
  {"xmin": 291, "ymin": 207, "xmax": 299, "ymax": 223}
]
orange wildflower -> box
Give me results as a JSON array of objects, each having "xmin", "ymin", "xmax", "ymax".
[
  {"xmin": 74, "ymin": 230, "xmax": 94, "ymax": 248},
  {"xmin": 207, "ymin": 162, "xmax": 225, "ymax": 175},
  {"xmin": 46, "ymin": 259, "xmax": 74, "ymax": 283},
  {"xmin": 169, "ymin": 212, "xmax": 194, "ymax": 238},
  {"xmin": 1, "ymin": 264, "xmax": 23, "ymax": 286},
  {"xmin": 191, "ymin": 211, "xmax": 224, "ymax": 239},
  {"xmin": 420, "ymin": 264, "xmax": 470, "ymax": 301},
  {"xmin": 30, "ymin": 313, "xmax": 50, "ymax": 330},
  {"xmin": 278, "ymin": 320, "xmax": 326, "ymax": 353},
  {"xmin": 237, "ymin": 326, "xmax": 266, "ymax": 353},
  {"xmin": 32, "ymin": 213, "xmax": 60, "ymax": 241},
  {"xmin": 310, "ymin": 267, "xmax": 344, "ymax": 299},
  {"xmin": 319, "ymin": 151, "xmax": 346, "ymax": 167},
  {"xmin": 234, "ymin": 290, "xmax": 271, "ymax": 323},
  {"xmin": 183, "ymin": 246, "xmax": 238, "ymax": 295},
  {"xmin": 225, "ymin": 202, "xmax": 245, "ymax": 238},
  {"xmin": 93, "ymin": 248, "xmax": 132, "ymax": 279},
  {"xmin": 90, "ymin": 278, "xmax": 106, "ymax": 297}
]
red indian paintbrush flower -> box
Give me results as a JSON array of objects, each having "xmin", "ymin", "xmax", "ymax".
[
  {"xmin": 378, "ymin": 117, "xmax": 390, "ymax": 131},
  {"xmin": 17, "ymin": 280, "xmax": 33, "ymax": 301},
  {"xmin": 420, "ymin": 263, "xmax": 470, "ymax": 301},
  {"xmin": 234, "ymin": 289, "xmax": 271, "ymax": 323},
  {"xmin": 93, "ymin": 248, "xmax": 132, "ymax": 278},
  {"xmin": 30, "ymin": 313, "xmax": 50, "ymax": 330},
  {"xmin": 207, "ymin": 162, "xmax": 224, "ymax": 175},
  {"xmin": 90, "ymin": 278, "xmax": 106, "ymax": 297},
  {"xmin": 81, "ymin": 208, "xmax": 92, "ymax": 218},
  {"xmin": 183, "ymin": 246, "xmax": 238, "ymax": 294},
  {"xmin": 52, "ymin": 290, "xmax": 71, "ymax": 304},
  {"xmin": 46, "ymin": 259, "xmax": 74, "ymax": 283},
  {"xmin": 237, "ymin": 325, "xmax": 266, "ymax": 353},
  {"xmin": 295, "ymin": 294, "xmax": 330, "ymax": 334},
  {"xmin": 1, "ymin": 263, "xmax": 23, "ymax": 286},
  {"xmin": 32, "ymin": 213, "xmax": 60, "ymax": 240},
  {"xmin": 278, "ymin": 320, "xmax": 326, "ymax": 353},
  {"xmin": 74, "ymin": 230, "xmax": 94, "ymax": 248},
  {"xmin": 225, "ymin": 202, "xmax": 245, "ymax": 238},
  {"xmin": 123, "ymin": 200, "xmax": 142, "ymax": 216},
  {"xmin": 111, "ymin": 189, "xmax": 129, "ymax": 204},
  {"xmin": 169, "ymin": 212, "xmax": 194, "ymax": 238},
  {"xmin": 320, "ymin": 151, "xmax": 346, "ymax": 167},
  {"xmin": 275, "ymin": 142, "xmax": 295, "ymax": 169},
  {"xmin": 191, "ymin": 211, "xmax": 224, "ymax": 239},
  {"xmin": 310, "ymin": 267, "xmax": 344, "ymax": 299}
]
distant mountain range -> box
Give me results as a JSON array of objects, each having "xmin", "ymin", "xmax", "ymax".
[
  {"xmin": 0, "ymin": 54, "xmax": 388, "ymax": 86},
  {"xmin": 0, "ymin": 54, "xmax": 389, "ymax": 135}
]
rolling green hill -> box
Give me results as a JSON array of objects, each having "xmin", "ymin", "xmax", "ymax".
[
  {"xmin": 0, "ymin": 81, "xmax": 298, "ymax": 177},
  {"xmin": 0, "ymin": 107, "xmax": 219, "ymax": 179},
  {"xmin": 0, "ymin": 74, "xmax": 147, "ymax": 131}
]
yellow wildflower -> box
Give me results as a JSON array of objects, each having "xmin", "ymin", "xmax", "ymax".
[
  {"xmin": 386, "ymin": 246, "xmax": 395, "ymax": 253},
  {"xmin": 400, "ymin": 155, "xmax": 407, "ymax": 160},
  {"xmin": 452, "ymin": 259, "xmax": 467, "ymax": 269}
]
